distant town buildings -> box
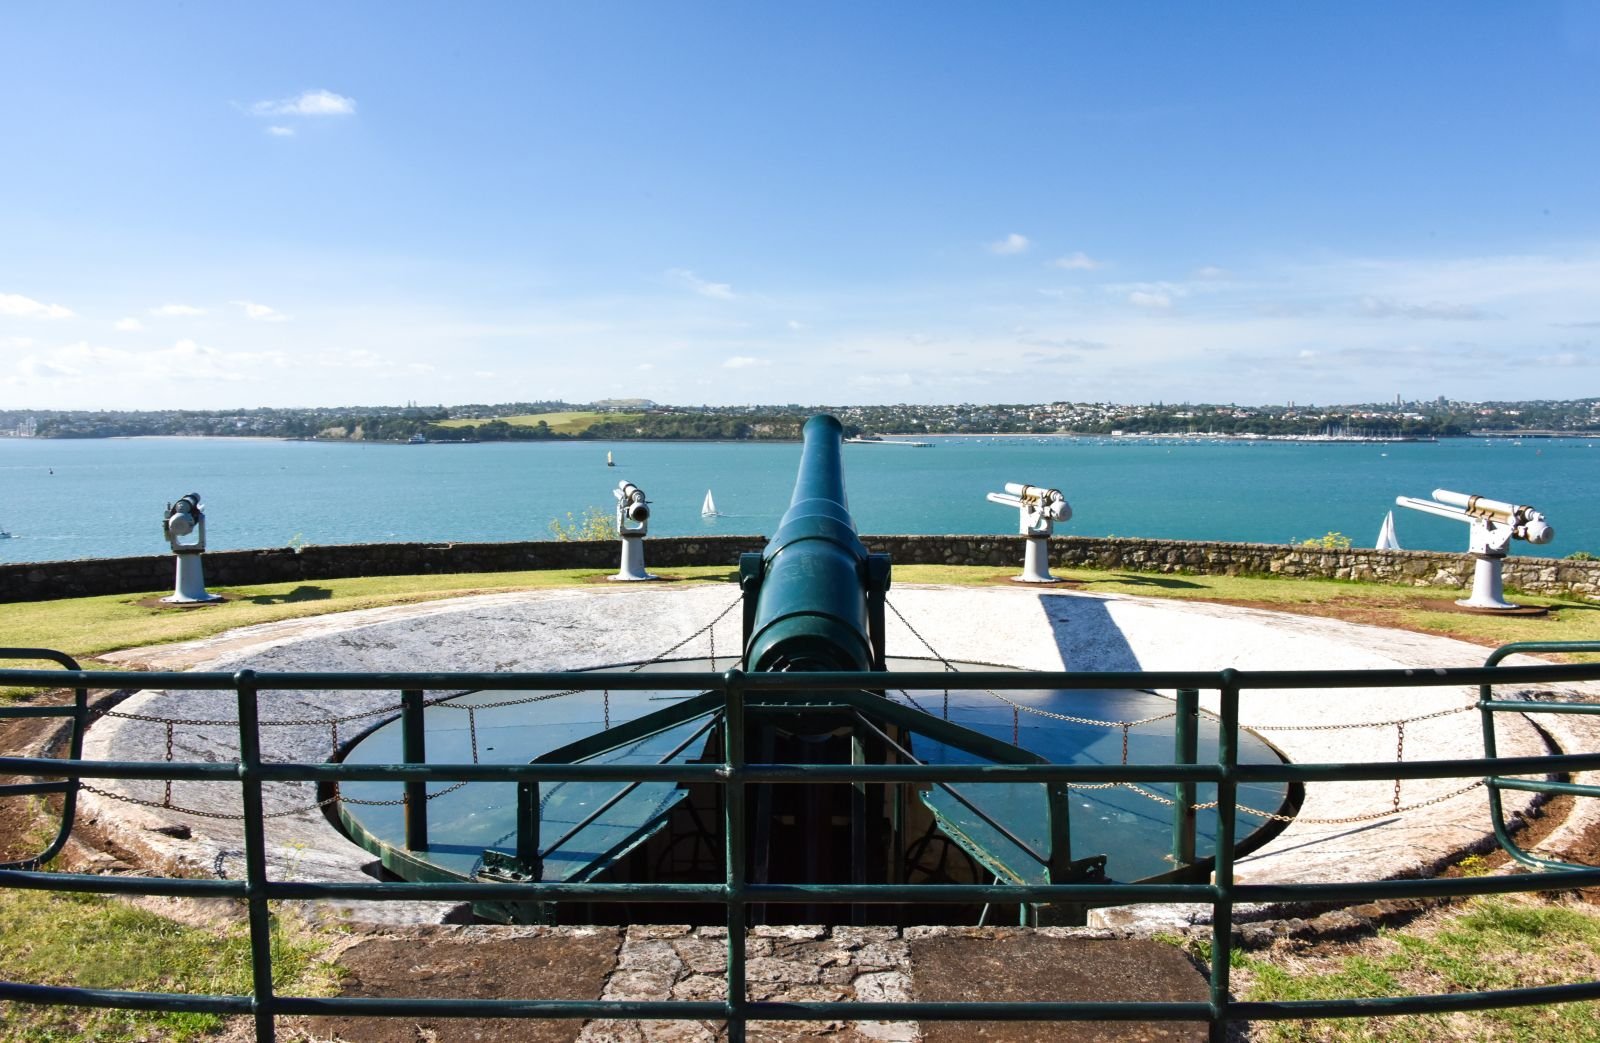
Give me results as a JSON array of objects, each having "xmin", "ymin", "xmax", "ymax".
[{"xmin": 0, "ymin": 398, "xmax": 1595, "ymax": 442}]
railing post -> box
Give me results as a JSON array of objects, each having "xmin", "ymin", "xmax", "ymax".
[
  {"xmin": 402, "ymin": 689, "xmax": 428, "ymax": 851},
  {"xmin": 1173, "ymin": 688, "xmax": 1199, "ymax": 868},
  {"xmin": 234, "ymin": 671, "xmax": 278, "ymax": 1043},
  {"xmin": 517, "ymin": 780, "xmax": 541, "ymax": 871},
  {"xmin": 1208, "ymin": 672, "xmax": 1240, "ymax": 1043},
  {"xmin": 723, "ymin": 668, "xmax": 748, "ymax": 1043}
]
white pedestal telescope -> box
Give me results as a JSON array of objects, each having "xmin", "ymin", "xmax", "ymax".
[
  {"xmin": 986, "ymin": 482, "xmax": 1072, "ymax": 583},
  {"xmin": 1394, "ymin": 489, "xmax": 1553, "ymax": 611},
  {"xmin": 160, "ymin": 492, "xmax": 223, "ymax": 604},
  {"xmin": 611, "ymin": 480, "xmax": 658, "ymax": 582}
]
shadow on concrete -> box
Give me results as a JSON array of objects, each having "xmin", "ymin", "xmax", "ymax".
[
  {"xmin": 1037, "ymin": 592, "xmax": 1142, "ymax": 672},
  {"xmin": 246, "ymin": 585, "xmax": 333, "ymax": 605}
]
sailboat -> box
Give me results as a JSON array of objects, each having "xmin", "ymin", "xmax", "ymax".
[
  {"xmin": 1375, "ymin": 511, "xmax": 1401, "ymax": 551},
  {"xmin": 701, "ymin": 490, "xmax": 720, "ymax": 518},
  {"xmin": 606, "ymin": 451, "xmax": 615, "ymax": 467}
]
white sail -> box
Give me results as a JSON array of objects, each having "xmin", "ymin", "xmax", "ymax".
[
  {"xmin": 606, "ymin": 451, "xmax": 615, "ymax": 467},
  {"xmin": 701, "ymin": 490, "xmax": 718, "ymax": 517},
  {"xmin": 1376, "ymin": 510, "xmax": 1401, "ymax": 551}
]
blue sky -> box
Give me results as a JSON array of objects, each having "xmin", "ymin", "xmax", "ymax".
[{"xmin": 2, "ymin": 3, "xmax": 1598, "ymax": 410}]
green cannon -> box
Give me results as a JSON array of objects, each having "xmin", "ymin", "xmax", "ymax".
[{"xmin": 739, "ymin": 414, "xmax": 891, "ymax": 672}]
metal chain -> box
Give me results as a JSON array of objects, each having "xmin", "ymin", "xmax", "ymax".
[
  {"xmin": 163, "ymin": 721, "xmax": 174, "ymax": 808},
  {"xmin": 886, "ymin": 597, "xmax": 958, "ymax": 673},
  {"xmin": 81, "ymin": 783, "xmax": 341, "ymax": 820},
  {"xmin": 1219, "ymin": 780, "xmax": 1487, "ymax": 825},
  {"xmin": 1243, "ymin": 704, "xmax": 1476, "ymax": 733},
  {"xmin": 1395, "ymin": 721, "xmax": 1405, "ymax": 812}
]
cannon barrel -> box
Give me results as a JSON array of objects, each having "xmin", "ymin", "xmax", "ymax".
[{"xmin": 742, "ymin": 414, "xmax": 889, "ymax": 673}]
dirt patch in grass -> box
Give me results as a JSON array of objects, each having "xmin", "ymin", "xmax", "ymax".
[{"xmin": 1200, "ymin": 595, "xmax": 1526, "ymax": 646}]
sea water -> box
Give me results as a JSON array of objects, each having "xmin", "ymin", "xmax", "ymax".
[{"xmin": 0, "ymin": 434, "xmax": 1595, "ymax": 563}]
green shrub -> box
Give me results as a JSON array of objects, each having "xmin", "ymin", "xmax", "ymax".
[{"xmin": 548, "ymin": 505, "xmax": 615, "ymax": 541}]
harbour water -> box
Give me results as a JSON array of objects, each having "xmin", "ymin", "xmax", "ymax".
[{"xmin": 0, "ymin": 434, "xmax": 1595, "ymax": 564}]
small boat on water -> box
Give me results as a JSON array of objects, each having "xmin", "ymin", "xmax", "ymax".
[
  {"xmin": 1375, "ymin": 510, "xmax": 1402, "ymax": 551},
  {"xmin": 701, "ymin": 490, "xmax": 720, "ymax": 518},
  {"xmin": 606, "ymin": 451, "xmax": 615, "ymax": 467}
]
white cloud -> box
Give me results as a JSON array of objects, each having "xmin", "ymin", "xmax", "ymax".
[
  {"xmin": 988, "ymin": 233, "xmax": 1030, "ymax": 255},
  {"xmin": 150, "ymin": 304, "xmax": 205, "ymax": 317},
  {"xmin": 4, "ymin": 336, "xmax": 35, "ymax": 349},
  {"xmin": 267, "ymin": 125, "xmax": 296, "ymax": 137},
  {"xmin": 1194, "ymin": 265, "xmax": 1230, "ymax": 280},
  {"xmin": 6, "ymin": 338, "xmax": 287, "ymax": 391},
  {"xmin": 1128, "ymin": 290, "xmax": 1173, "ymax": 310},
  {"xmin": 232, "ymin": 300, "xmax": 288, "ymax": 322},
  {"xmin": 722, "ymin": 356, "xmax": 769, "ymax": 369},
  {"xmin": 667, "ymin": 268, "xmax": 736, "ymax": 300},
  {"xmin": 0, "ymin": 292, "xmax": 73, "ymax": 319},
  {"xmin": 315, "ymin": 349, "xmax": 386, "ymax": 369},
  {"xmin": 786, "ymin": 320, "xmax": 805, "ymax": 330},
  {"xmin": 114, "ymin": 317, "xmax": 143, "ymax": 332},
  {"xmin": 1357, "ymin": 296, "xmax": 1491, "ymax": 321},
  {"xmin": 1052, "ymin": 251, "xmax": 1101, "ymax": 270},
  {"xmin": 249, "ymin": 89, "xmax": 357, "ymax": 118}
]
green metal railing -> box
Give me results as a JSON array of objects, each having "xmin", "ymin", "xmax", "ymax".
[
  {"xmin": 3, "ymin": 648, "xmax": 1600, "ymax": 1041},
  {"xmin": 1481, "ymin": 641, "xmax": 1600, "ymax": 871}
]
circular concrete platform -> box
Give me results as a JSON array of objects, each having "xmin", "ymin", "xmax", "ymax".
[{"xmin": 88, "ymin": 583, "xmax": 1600, "ymax": 927}]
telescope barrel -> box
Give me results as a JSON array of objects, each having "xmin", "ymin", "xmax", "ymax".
[
  {"xmin": 1395, "ymin": 495, "xmax": 1470, "ymax": 524},
  {"xmin": 1432, "ymin": 489, "xmax": 1517, "ymax": 521},
  {"xmin": 744, "ymin": 415, "xmax": 878, "ymax": 673},
  {"xmin": 1002, "ymin": 482, "xmax": 1059, "ymax": 503}
]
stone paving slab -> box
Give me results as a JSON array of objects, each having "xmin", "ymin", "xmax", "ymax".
[
  {"xmin": 302, "ymin": 924, "xmax": 1216, "ymax": 1043},
  {"xmin": 305, "ymin": 925, "xmax": 620, "ymax": 1043},
  {"xmin": 911, "ymin": 932, "xmax": 1208, "ymax": 1042}
]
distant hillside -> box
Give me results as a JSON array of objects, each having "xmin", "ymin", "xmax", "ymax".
[{"xmin": 433, "ymin": 411, "xmax": 638, "ymax": 436}]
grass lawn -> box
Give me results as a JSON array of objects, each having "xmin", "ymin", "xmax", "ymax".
[
  {"xmin": 0, "ymin": 891, "xmax": 339, "ymax": 1043},
  {"xmin": 1233, "ymin": 895, "xmax": 1600, "ymax": 1041},
  {"xmin": 431, "ymin": 410, "xmax": 642, "ymax": 434}
]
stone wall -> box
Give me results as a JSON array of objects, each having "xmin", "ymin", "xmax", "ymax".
[
  {"xmin": 866, "ymin": 534, "xmax": 1600, "ymax": 602},
  {"xmin": 4, "ymin": 533, "xmax": 1598, "ymax": 603}
]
